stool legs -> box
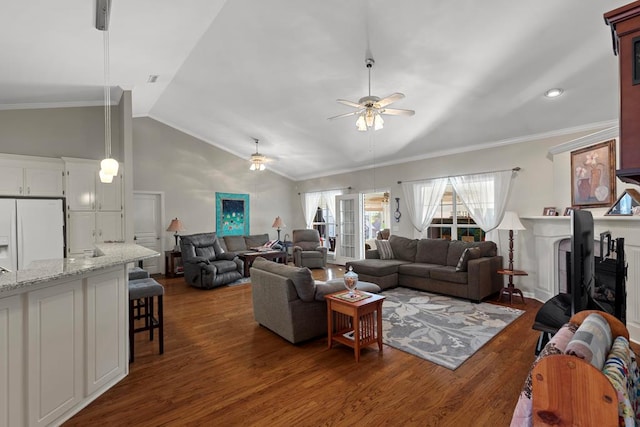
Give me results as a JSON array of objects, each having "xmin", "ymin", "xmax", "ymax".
[{"xmin": 129, "ymin": 294, "xmax": 164, "ymax": 363}]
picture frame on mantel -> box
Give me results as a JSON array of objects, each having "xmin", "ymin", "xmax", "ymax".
[{"xmin": 570, "ymin": 140, "xmax": 616, "ymax": 208}]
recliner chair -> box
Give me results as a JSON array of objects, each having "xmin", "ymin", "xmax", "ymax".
[
  {"xmin": 180, "ymin": 232, "xmax": 243, "ymax": 289},
  {"xmin": 292, "ymin": 229, "xmax": 327, "ymax": 268}
]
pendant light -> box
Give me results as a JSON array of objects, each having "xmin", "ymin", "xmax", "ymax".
[{"xmin": 96, "ymin": 0, "xmax": 118, "ymax": 183}]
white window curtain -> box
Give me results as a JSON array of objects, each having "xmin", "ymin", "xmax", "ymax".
[
  {"xmin": 401, "ymin": 178, "xmax": 448, "ymax": 233},
  {"xmin": 450, "ymin": 170, "xmax": 515, "ymax": 242},
  {"xmin": 322, "ymin": 190, "xmax": 342, "ymax": 220},
  {"xmin": 300, "ymin": 192, "xmax": 322, "ymax": 229}
]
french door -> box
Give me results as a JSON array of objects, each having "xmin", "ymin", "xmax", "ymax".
[{"xmin": 334, "ymin": 193, "xmax": 363, "ymax": 265}]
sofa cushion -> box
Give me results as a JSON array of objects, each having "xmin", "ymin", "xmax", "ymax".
[
  {"xmin": 195, "ymin": 245, "xmax": 216, "ymax": 260},
  {"xmin": 389, "ymin": 235, "xmax": 418, "ymax": 262},
  {"xmin": 445, "ymin": 240, "xmax": 471, "ymax": 267},
  {"xmin": 415, "ymin": 239, "xmax": 450, "ymax": 265},
  {"xmin": 429, "ymin": 266, "xmax": 468, "ymax": 284},
  {"xmin": 398, "ymin": 263, "xmax": 441, "ymax": 278},
  {"xmin": 455, "ymin": 247, "xmax": 481, "ymax": 272},
  {"xmin": 244, "ymin": 233, "xmax": 269, "ymax": 249},
  {"xmin": 224, "ymin": 235, "xmax": 247, "ymax": 252},
  {"xmin": 375, "ymin": 239, "xmax": 394, "ymax": 260},
  {"xmin": 469, "ymin": 241, "xmax": 498, "ymax": 257},
  {"xmin": 347, "ymin": 259, "xmax": 409, "ymax": 276},
  {"xmin": 252, "ymin": 257, "xmax": 315, "ymax": 302}
]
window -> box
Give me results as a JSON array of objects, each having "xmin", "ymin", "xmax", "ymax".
[
  {"xmin": 312, "ymin": 201, "xmax": 336, "ymax": 252},
  {"xmin": 427, "ymin": 184, "xmax": 485, "ymax": 241}
]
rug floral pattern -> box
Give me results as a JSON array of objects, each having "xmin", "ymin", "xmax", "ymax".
[{"xmin": 381, "ymin": 287, "xmax": 524, "ymax": 370}]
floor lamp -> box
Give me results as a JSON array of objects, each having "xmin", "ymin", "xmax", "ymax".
[{"xmin": 496, "ymin": 211, "xmax": 526, "ymax": 304}]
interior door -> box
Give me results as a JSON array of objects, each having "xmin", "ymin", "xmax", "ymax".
[
  {"xmin": 133, "ymin": 192, "xmax": 163, "ymax": 275},
  {"xmin": 334, "ymin": 193, "xmax": 363, "ymax": 265}
]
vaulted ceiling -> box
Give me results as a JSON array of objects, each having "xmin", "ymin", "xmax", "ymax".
[{"xmin": 0, "ymin": 0, "xmax": 628, "ymax": 180}]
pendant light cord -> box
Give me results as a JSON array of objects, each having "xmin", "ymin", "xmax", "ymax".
[{"xmin": 103, "ymin": 2, "xmax": 111, "ymax": 159}]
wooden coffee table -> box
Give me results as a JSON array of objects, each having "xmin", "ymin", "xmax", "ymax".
[
  {"xmin": 238, "ymin": 250, "xmax": 287, "ymax": 277},
  {"xmin": 325, "ymin": 291, "xmax": 385, "ymax": 362}
]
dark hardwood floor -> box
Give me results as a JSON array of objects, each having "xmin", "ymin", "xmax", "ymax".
[{"xmin": 63, "ymin": 264, "xmax": 606, "ymax": 426}]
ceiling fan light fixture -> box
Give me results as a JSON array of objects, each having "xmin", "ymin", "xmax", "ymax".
[
  {"xmin": 374, "ymin": 113, "xmax": 384, "ymax": 130},
  {"xmin": 249, "ymin": 138, "xmax": 267, "ymax": 171},
  {"xmin": 356, "ymin": 114, "xmax": 367, "ymax": 131}
]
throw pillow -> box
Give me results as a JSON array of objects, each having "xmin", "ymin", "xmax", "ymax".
[
  {"xmin": 455, "ymin": 247, "xmax": 481, "ymax": 272},
  {"xmin": 375, "ymin": 239, "xmax": 394, "ymax": 260}
]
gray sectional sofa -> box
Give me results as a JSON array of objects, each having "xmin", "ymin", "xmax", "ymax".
[
  {"xmin": 346, "ymin": 235, "xmax": 504, "ymax": 302},
  {"xmin": 219, "ymin": 233, "xmax": 271, "ymax": 254}
]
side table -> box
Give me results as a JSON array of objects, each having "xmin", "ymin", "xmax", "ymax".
[
  {"xmin": 165, "ymin": 250, "xmax": 183, "ymax": 278},
  {"xmin": 497, "ymin": 269, "xmax": 527, "ymax": 304},
  {"xmin": 325, "ymin": 292, "xmax": 385, "ymax": 362}
]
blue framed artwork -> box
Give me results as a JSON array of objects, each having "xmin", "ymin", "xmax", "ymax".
[{"xmin": 216, "ymin": 192, "xmax": 250, "ymax": 236}]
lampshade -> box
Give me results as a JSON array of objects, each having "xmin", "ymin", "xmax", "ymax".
[
  {"xmin": 166, "ymin": 218, "xmax": 185, "ymax": 232},
  {"xmin": 99, "ymin": 169, "xmax": 113, "ymax": 183},
  {"xmin": 356, "ymin": 114, "xmax": 367, "ymax": 131},
  {"xmin": 272, "ymin": 216, "xmax": 286, "ymax": 229},
  {"xmin": 100, "ymin": 158, "xmax": 119, "ymax": 176},
  {"xmin": 497, "ymin": 211, "xmax": 525, "ymax": 231}
]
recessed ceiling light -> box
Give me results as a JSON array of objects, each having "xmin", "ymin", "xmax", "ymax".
[{"xmin": 544, "ymin": 88, "xmax": 564, "ymax": 98}]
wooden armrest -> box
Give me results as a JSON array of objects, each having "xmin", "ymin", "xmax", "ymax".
[{"xmin": 532, "ymin": 354, "xmax": 618, "ymax": 426}]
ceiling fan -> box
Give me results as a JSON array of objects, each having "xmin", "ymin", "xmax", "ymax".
[{"xmin": 329, "ymin": 57, "xmax": 415, "ymax": 131}]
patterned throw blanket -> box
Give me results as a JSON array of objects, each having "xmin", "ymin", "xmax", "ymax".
[{"xmin": 510, "ymin": 313, "xmax": 640, "ymax": 426}]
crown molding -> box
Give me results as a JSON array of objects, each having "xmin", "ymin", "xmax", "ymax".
[{"xmin": 547, "ymin": 124, "xmax": 619, "ymax": 155}]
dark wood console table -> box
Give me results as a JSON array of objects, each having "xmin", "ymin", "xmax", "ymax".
[{"xmin": 238, "ymin": 250, "xmax": 287, "ymax": 277}]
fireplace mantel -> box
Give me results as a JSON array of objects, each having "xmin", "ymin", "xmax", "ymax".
[{"xmin": 522, "ymin": 215, "xmax": 640, "ymax": 342}]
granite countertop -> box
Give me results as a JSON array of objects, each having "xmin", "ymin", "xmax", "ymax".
[{"xmin": 0, "ymin": 243, "xmax": 159, "ymax": 295}]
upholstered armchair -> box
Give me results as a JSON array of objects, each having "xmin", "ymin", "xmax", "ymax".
[
  {"xmin": 179, "ymin": 232, "xmax": 243, "ymax": 289},
  {"xmin": 292, "ymin": 229, "xmax": 327, "ymax": 268}
]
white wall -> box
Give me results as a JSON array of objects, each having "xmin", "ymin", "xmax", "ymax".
[
  {"xmin": 0, "ymin": 106, "xmax": 121, "ymax": 160},
  {"xmin": 132, "ymin": 117, "xmax": 296, "ymax": 250}
]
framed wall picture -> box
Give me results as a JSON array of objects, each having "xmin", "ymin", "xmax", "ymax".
[
  {"xmin": 215, "ymin": 192, "xmax": 250, "ymax": 236},
  {"xmin": 570, "ymin": 140, "xmax": 616, "ymax": 208}
]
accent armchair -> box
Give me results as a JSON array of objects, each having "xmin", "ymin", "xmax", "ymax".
[
  {"xmin": 179, "ymin": 232, "xmax": 243, "ymax": 289},
  {"xmin": 292, "ymin": 229, "xmax": 327, "ymax": 268}
]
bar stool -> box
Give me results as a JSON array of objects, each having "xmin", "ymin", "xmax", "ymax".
[{"xmin": 128, "ymin": 278, "xmax": 164, "ymax": 362}]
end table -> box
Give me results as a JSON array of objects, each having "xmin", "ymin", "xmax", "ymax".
[
  {"xmin": 325, "ymin": 292, "xmax": 385, "ymax": 362},
  {"xmin": 497, "ymin": 269, "xmax": 527, "ymax": 304},
  {"xmin": 165, "ymin": 250, "xmax": 183, "ymax": 278}
]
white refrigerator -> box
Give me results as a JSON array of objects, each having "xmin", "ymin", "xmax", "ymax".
[{"xmin": 0, "ymin": 198, "xmax": 65, "ymax": 271}]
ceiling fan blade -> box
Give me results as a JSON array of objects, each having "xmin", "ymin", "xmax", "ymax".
[
  {"xmin": 376, "ymin": 92, "xmax": 405, "ymax": 108},
  {"xmin": 380, "ymin": 108, "xmax": 415, "ymax": 116},
  {"xmin": 328, "ymin": 110, "xmax": 361, "ymax": 120},
  {"xmin": 336, "ymin": 99, "xmax": 364, "ymax": 108}
]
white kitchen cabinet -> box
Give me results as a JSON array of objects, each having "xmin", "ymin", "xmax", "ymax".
[
  {"xmin": 27, "ymin": 279, "xmax": 84, "ymax": 427},
  {"xmin": 85, "ymin": 269, "xmax": 126, "ymax": 395},
  {"xmin": 97, "ymin": 173, "xmax": 122, "ymax": 211},
  {"xmin": 0, "ymin": 155, "xmax": 64, "ymax": 197},
  {"xmin": 64, "ymin": 158, "xmax": 124, "ymax": 256},
  {"xmin": 0, "ymin": 295, "xmax": 23, "ymax": 427},
  {"xmin": 65, "ymin": 161, "xmax": 97, "ymax": 211},
  {"xmin": 97, "ymin": 211, "xmax": 124, "ymax": 242}
]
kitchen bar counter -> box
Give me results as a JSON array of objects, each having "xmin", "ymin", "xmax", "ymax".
[
  {"xmin": 0, "ymin": 243, "xmax": 159, "ymax": 427},
  {"xmin": 0, "ymin": 243, "xmax": 158, "ymax": 295}
]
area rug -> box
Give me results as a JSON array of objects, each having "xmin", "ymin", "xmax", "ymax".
[
  {"xmin": 381, "ymin": 287, "xmax": 524, "ymax": 370},
  {"xmin": 228, "ymin": 277, "xmax": 251, "ymax": 286}
]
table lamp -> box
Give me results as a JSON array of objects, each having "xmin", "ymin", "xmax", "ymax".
[
  {"xmin": 166, "ymin": 218, "xmax": 185, "ymax": 251},
  {"xmin": 272, "ymin": 216, "xmax": 286, "ymax": 242}
]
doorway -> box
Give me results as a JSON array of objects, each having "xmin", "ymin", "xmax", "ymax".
[
  {"xmin": 363, "ymin": 190, "xmax": 391, "ymax": 250},
  {"xmin": 133, "ymin": 192, "xmax": 164, "ymax": 275}
]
